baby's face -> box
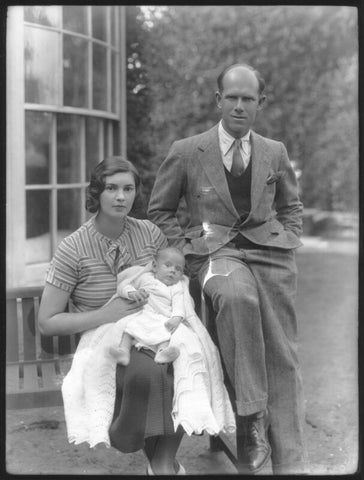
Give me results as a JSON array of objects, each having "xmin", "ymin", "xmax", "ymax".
[{"xmin": 154, "ymin": 251, "xmax": 185, "ymax": 286}]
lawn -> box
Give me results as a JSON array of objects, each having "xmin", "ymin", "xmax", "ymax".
[{"xmin": 295, "ymin": 245, "xmax": 358, "ymax": 474}]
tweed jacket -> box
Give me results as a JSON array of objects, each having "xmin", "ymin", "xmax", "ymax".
[{"xmin": 148, "ymin": 124, "xmax": 303, "ymax": 256}]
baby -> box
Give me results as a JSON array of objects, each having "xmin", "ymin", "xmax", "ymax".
[
  {"xmin": 66, "ymin": 247, "xmax": 236, "ymax": 441},
  {"xmin": 109, "ymin": 247, "xmax": 187, "ymax": 365}
]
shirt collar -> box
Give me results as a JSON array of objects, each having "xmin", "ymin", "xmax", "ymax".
[
  {"xmin": 218, "ymin": 121, "xmax": 251, "ymax": 155},
  {"xmin": 89, "ymin": 215, "xmax": 130, "ymax": 247}
]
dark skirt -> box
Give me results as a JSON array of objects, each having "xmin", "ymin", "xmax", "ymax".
[{"xmin": 109, "ymin": 347, "xmax": 176, "ymax": 453}]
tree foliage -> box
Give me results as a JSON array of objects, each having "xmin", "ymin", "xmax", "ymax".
[
  {"xmin": 125, "ymin": 6, "xmax": 154, "ymax": 195},
  {"xmin": 126, "ymin": 5, "xmax": 358, "ymax": 212}
]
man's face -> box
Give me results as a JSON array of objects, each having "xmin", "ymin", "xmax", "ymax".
[{"xmin": 215, "ymin": 66, "xmax": 265, "ymax": 138}]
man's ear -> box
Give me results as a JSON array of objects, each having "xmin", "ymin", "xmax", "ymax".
[
  {"xmin": 152, "ymin": 260, "xmax": 157, "ymax": 272},
  {"xmin": 215, "ymin": 91, "xmax": 222, "ymax": 109},
  {"xmin": 257, "ymin": 94, "xmax": 266, "ymax": 110}
]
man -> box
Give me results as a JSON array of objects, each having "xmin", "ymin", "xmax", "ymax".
[{"xmin": 148, "ymin": 63, "xmax": 307, "ymax": 474}]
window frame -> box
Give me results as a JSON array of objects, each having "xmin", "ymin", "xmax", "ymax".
[{"xmin": 6, "ymin": 6, "xmax": 127, "ymax": 288}]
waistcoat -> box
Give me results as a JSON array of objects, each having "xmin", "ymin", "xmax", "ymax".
[
  {"xmin": 224, "ymin": 160, "xmax": 260, "ymax": 248},
  {"xmin": 224, "ymin": 159, "xmax": 252, "ymax": 223}
]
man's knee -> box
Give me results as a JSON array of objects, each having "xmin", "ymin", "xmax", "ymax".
[
  {"xmin": 206, "ymin": 276, "xmax": 259, "ymax": 311},
  {"xmin": 224, "ymin": 288, "xmax": 259, "ymax": 312}
]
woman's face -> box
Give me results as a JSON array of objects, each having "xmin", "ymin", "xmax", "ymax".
[{"xmin": 98, "ymin": 172, "xmax": 136, "ymax": 220}]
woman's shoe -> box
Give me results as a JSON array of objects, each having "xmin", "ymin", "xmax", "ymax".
[{"xmin": 146, "ymin": 463, "xmax": 154, "ymax": 475}]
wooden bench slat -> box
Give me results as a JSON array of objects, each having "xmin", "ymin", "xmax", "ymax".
[
  {"xmin": 22, "ymin": 297, "xmax": 37, "ymax": 361},
  {"xmin": 33, "ymin": 295, "xmax": 42, "ymax": 359},
  {"xmin": 6, "ymin": 288, "xmax": 78, "ymax": 410},
  {"xmin": 6, "ymin": 286, "xmax": 43, "ymax": 300},
  {"xmin": 23, "ymin": 363, "xmax": 39, "ymax": 392},
  {"xmin": 16, "ymin": 299, "xmax": 25, "ymax": 361},
  {"xmin": 6, "ymin": 364, "xmax": 20, "ymax": 393},
  {"xmin": 6, "ymin": 299, "xmax": 19, "ymax": 362},
  {"xmin": 41, "ymin": 362, "xmax": 62, "ymax": 389}
]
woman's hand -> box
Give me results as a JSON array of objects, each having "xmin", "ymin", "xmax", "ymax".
[
  {"xmin": 101, "ymin": 295, "xmax": 147, "ymax": 320},
  {"xmin": 38, "ymin": 283, "xmax": 147, "ymax": 337}
]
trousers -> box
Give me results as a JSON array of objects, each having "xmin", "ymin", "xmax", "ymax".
[{"xmin": 188, "ymin": 245, "xmax": 307, "ymax": 473}]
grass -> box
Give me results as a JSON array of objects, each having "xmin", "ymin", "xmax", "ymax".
[
  {"xmin": 296, "ymin": 248, "xmax": 358, "ymax": 399},
  {"xmin": 296, "ymin": 249, "xmax": 358, "ymax": 385},
  {"xmin": 295, "ymin": 247, "xmax": 358, "ymax": 474}
]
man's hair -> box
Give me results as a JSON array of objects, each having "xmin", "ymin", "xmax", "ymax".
[{"xmin": 217, "ymin": 63, "xmax": 265, "ymax": 95}]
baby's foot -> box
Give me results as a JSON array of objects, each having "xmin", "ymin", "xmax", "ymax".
[
  {"xmin": 109, "ymin": 346, "xmax": 130, "ymax": 365},
  {"xmin": 154, "ymin": 346, "xmax": 180, "ymax": 364}
]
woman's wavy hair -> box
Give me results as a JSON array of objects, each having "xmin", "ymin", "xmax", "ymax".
[{"xmin": 86, "ymin": 156, "xmax": 142, "ymax": 214}]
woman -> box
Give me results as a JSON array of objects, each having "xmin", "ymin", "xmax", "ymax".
[{"xmin": 38, "ymin": 156, "xmax": 185, "ymax": 475}]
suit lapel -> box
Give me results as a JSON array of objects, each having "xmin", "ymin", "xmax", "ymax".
[
  {"xmin": 196, "ymin": 127, "xmax": 272, "ymax": 222},
  {"xmin": 197, "ymin": 126, "xmax": 239, "ymax": 218},
  {"xmin": 247, "ymin": 131, "xmax": 272, "ymax": 220}
]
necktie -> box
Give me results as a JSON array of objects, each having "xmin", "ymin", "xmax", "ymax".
[{"xmin": 230, "ymin": 139, "xmax": 245, "ymax": 177}]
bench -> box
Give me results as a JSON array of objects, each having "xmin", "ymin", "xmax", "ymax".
[
  {"xmin": 6, "ymin": 286, "xmax": 243, "ymax": 471},
  {"xmin": 6, "ymin": 287, "xmax": 79, "ymax": 410}
]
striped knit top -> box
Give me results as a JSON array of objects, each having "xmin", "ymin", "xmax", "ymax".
[{"xmin": 46, "ymin": 216, "xmax": 168, "ymax": 313}]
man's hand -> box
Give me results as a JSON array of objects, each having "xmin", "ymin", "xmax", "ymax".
[
  {"xmin": 127, "ymin": 288, "xmax": 149, "ymax": 303},
  {"xmin": 165, "ymin": 316, "xmax": 183, "ymax": 334}
]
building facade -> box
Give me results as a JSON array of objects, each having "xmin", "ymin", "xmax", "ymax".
[{"xmin": 7, "ymin": 6, "xmax": 127, "ymax": 287}]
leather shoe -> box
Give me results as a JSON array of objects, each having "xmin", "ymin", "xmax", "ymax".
[{"xmin": 237, "ymin": 409, "xmax": 271, "ymax": 474}]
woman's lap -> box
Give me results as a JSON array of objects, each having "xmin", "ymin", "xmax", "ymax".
[{"xmin": 109, "ymin": 347, "xmax": 175, "ymax": 453}]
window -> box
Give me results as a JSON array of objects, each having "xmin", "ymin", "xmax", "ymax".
[
  {"xmin": 7, "ymin": 6, "xmax": 126, "ymax": 287},
  {"xmin": 24, "ymin": 25, "xmax": 59, "ymax": 104}
]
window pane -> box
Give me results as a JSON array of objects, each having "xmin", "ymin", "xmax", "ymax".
[
  {"xmin": 113, "ymin": 121, "xmax": 120, "ymax": 154},
  {"xmin": 104, "ymin": 121, "xmax": 110, "ymax": 158},
  {"xmin": 63, "ymin": 6, "xmax": 88, "ymax": 34},
  {"xmin": 25, "ymin": 26, "xmax": 59, "ymax": 105},
  {"xmin": 25, "ymin": 111, "xmax": 52, "ymax": 185},
  {"xmin": 111, "ymin": 7, "xmax": 117, "ymax": 46},
  {"xmin": 26, "ymin": 190, "xmax": 51, "ymax": 264},
  {"xmin": 58, "ymin": 189, "xmax": 82, "ymax": 234},
  {"xmin": 63, "ymin": 34, "xmax": 88, "ymax": 108},
  {"xmin": 93, "ymin": 43, "xmax": 107, "ymax": 110},
  {"xmin": 92, "ymin": 6, "xmax": 107, "ymax": 41},
  {"xmin": 111, "ymin": 51, "xmax": 117, "ymax": 113},
  {"xmin": 24, "ymin": 6, "xmax": 59, "ymax": 27},
  {"xmin": 57, "ymin": 115, "xmax": 82, "ymax": 183},
  {"xmin": 86, "ymin": 117, "xmax": 101, "ymax": 181}
]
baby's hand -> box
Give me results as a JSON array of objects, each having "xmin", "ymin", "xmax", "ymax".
[
  {"xmin": 165, "ymin": 316, "xmax": 182, "ymax": 334},
  {"xmin": 128, "ymin": 288, "xmax": 149, "ymax": 303}
]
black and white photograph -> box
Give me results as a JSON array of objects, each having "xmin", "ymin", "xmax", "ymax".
[{"xmin": 5, "ymin": 4, "xmax": 359, "ymax": 476}]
